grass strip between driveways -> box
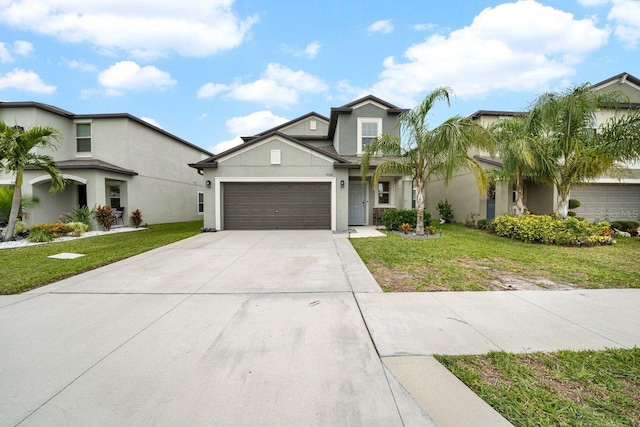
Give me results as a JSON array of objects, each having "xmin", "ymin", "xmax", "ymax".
[
  {"xmin": 0, "ymin": 221, "xmax": 203, "ymax": 294},
  {"xmin": 436, "ymin": 348, "xmax": 640, "ymax": 427},
  {"xmin": 349, "ymin": 223, "xmax": 640, "ymax": 291}
]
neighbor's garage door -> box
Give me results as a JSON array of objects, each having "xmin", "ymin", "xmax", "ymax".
[
  {"xmin": 223, "ymin": 182, "xmax": 331, "ymax": 230},
  {"xmin": 571, "ymin": 184, "xmax": 640, "ymax": 221}
]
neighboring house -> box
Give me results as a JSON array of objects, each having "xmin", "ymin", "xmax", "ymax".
[
  {"xmin": 190, "ymin": 96, "xmax": 411, "ymax": 231},
  {"xmin": 0, "ymin": 102, "xmax": 212, "ymax": 226},
  {"xmin": 426, "ymin": 72, "xmax": 640, "ymax": 223}
]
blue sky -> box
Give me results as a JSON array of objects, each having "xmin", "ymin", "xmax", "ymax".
[{"xmin": 0, "ymin": 0, "xmax": 638, "ymax": 154}]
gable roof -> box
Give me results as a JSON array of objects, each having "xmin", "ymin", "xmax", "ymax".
[
  {"xmin": 245, "ymin": 112, "xmax": 330, "ymax": 141},
  {"xmin": 590, "ymin": 72, "xmax": 640, "ymax": 90},
  {"xmin": 0, "ymin": 101, "xmax": 212, "ymax": 156},
  {"xmin": 468, "ymin": 110, "xmax": 524, "ymax": 120},
  {"xmin": 189, "ymin": 131, "xmax": 350, "ymax": 170},
  {"xmin": 328, "ymin": 95, "xmax": 407, "ymax": 139}
]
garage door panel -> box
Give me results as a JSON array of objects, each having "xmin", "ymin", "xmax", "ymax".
[
  {"xmin": 224, "ymin": 182, "xmax": 331, "ymax": 230},
  {"xmin": 572, "ymin": 184, "xmax": 639, "ymax": 221}
]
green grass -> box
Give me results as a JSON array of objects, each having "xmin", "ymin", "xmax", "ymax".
[
  {"xmin": 350, "ymin": 224, "xmax": 640, "ymax": 291},
  {"xmin": 0, "ymin": 221, "xmax": 203, "ymax": 294},
  {"xmin": 436, "ymin": 348, "xmax": 640, "ymax": 427}
]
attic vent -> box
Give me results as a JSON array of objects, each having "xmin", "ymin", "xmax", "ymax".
[
  {"xmin": 310, "ymin": 120, "xmax": 317, "ymax": 131},
  {"xmin": 271, "ymin": 149, "xmax": 281, "ymax": 165}
]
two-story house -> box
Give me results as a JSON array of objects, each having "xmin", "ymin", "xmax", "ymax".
[
  {"xmin": 190, "ymin": 95, "xmax": 411, "ymax": 231},
  {"xmin": 425, "ymin": 72, "xmax": 640, "ymax": 223},
  {"xmin": 0, "ymin": 102, "xmax": 212, "ymax": 226}
]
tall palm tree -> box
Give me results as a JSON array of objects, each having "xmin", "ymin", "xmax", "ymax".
[
  {"xmin": 360, "ymin": 87, "xmax": 495, "ymax": 235},
  {"xmin": 488, "ymin": 116, "xmax": 540, "ymax": 216},
  {"xmin": 527, "ymin": 84, "xmax": 640, "ymax": 219},
  {"xmin": 0, "ymin": 121, "xmax": 65, "ymax": 241}
]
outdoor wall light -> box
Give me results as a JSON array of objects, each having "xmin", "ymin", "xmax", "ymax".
[
  {"xmin": 205, "ymin": 180, "xmax": 211, "ymax": 188},
  {"xmin": 340, "ymin": 180, "xmax": 345, "ymax": 188}
]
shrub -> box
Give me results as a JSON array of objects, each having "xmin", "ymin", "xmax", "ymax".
[
  {"xmin": 610, "ymin": 221, "xmax": 639, "ymax": 232},
  {"xmin": 94, "ymin": 205, "xmax": 115, "ymax": 231},
  {"xmin": 27, "ymin": 228, "xmax": 54, "ymax": 243},
  {"xmin": 30, "ymin": 222, "xmax": 71, "ymax": 236},
  {"xmin": 381, "ymin": 209, "xmax": 432, "ymax": 231},
  {"xmin": 399, "ymin": 223, "xmax": 412, "ymax": 234},
  {"xmin": 493, "ymin": 214, "xmax": 613, "ymax": 246},
  {"xmin": 437, "ymin": 200, "xmax": 454, "ymax": 223},
  {"xmin": 14, "ymin": 220, "xmax": 28, "ymax": 236},
  {"xmin": 67, "ymin": 222, "xmax": 90, "ymax": 236},
  {"xmin": 568, "ymin": 199, "xmax": 581, "ymax": 210},
  {"xmin": 65, "ymin": 206, "xmax": 95, "ymax": 226},
  {"xmin": 477, "ymin": 218, "xmax": 494, "ymax": 231},
  {"xmin": 130, "ymin": 209, "xmax": 143, "ymax": 228}
]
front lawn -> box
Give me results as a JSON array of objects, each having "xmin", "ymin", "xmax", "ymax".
[
  {"xmin": 0, "ymin": 221, "xmax": 203, "ymax": 294},
  {"xmin": 436, "ymin": 348, "xmax": 640, "ymax": 427},
  {"xmin": 350, "ymin": 224, "xmax": 640, "ymax": 291}
]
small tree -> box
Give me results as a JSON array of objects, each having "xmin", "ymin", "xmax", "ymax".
[
  {"xmin": 0, "ymin": 122, "xmax": 65, "ymax": 241},
  {"xmin": 527, "ymin": 85, "xmax": 640, "ymax": 219},
  {"xmin": 360, "ymin": 87, "xmax": 495, "ymax": 235}
]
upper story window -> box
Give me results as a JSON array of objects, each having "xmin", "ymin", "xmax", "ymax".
[
  {"xmin": 357, "ymin": 117, "xmax": 382, "ymax": 154},
  {"xmin": 76, "ymin": 122, "xmax": 92, "ymax": 153}
]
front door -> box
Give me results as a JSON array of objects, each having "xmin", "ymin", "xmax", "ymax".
[{"xmin": 348, "ymin": 183, "xmax": 366, "ymax": 225}]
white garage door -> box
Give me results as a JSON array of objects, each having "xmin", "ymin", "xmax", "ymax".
[{"xmin": 571, "ymin": 184, "xmax": 640, "ymax": 222}]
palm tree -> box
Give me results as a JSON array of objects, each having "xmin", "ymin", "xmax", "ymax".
[
  {"xmin": 360, "ymin": 87, "xmax": 495, "ymax": 235},
  {"xmin": 488, "ymin": 116, "xmax": 540, "ymax": 216},
  {"xmin": 0, "ymin": 121, "xmax": 65, "ymax": 241},
  {"xmin": 527, "ymin": 84, "xmax": 640, "ymax": 219}
]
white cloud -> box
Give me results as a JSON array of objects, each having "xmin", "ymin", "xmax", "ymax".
[
  {"xmin": 226, "ymin": 110, "xmax": 288, "ymax": 135},
  {"xmin": 367, "ymin": 19, "xmax": 394, "ymax": 34},
  {"xmin": 140, "ymin": 117, "xmax": 163, "ymax": 129},
  {"xmin": 197, "ymin": 82, "xmax": 228, "ymax": 99},
  {"xmin": 608, "ymin": 0, "xmax": 640, "ymax": 48},
  {"xmin": 68, "ymin": 59, "xmax": 97, "ymax": 72},
  {"xmin": 210, "ymin": 136, "xmax": 243, "ymax": 154},
  {"xmin": 197, "ymin": 63, "xmax": 328, "ymax": 107},
  {"xmin": 0, "ymin": 40, "xmax": 33, "ymax": 62},
  {"xmin": 302, "ymin": 41, "xmax": 321, "ymax": 59},
  {"xmin": 412, "ymin": 23, "xmax": 438, "ymax": 32},
  {"xmin": 209, "ymin": 110, "xmax": 288, "ymax": 154},
  {"xmin": 98, "ymin": 61, "xmax": 176, "ymax": 95},
  {"xmin": 0, "ymin": 43, "xmax": 12, "ymax": 62},
  {"xmin": 0, "ymin": 1, "xmax": 258, "ymax": 59},
  {"xmin": 0, "ymin": 68, "xmax": 56, "ymax": 93},
  {"xmin": 578, "ymin": 0, "xmax": 610, "ymax": 5},
  {"xmin": 12, "ymin": 40, "xmax": 33, "ymax": 56},
  {"xmin": 371, "ymin": 1, "xmax": 609, "ymax": 106}
]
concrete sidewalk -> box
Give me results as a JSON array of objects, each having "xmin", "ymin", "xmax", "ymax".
[{"xmin": 1, "ymin": 229, "xmax": 638, "ymax": 426}]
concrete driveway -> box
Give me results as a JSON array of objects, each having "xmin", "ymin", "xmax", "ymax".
[{"xmin": 0, "ymin": 231, "xmax": 435, "ymax": 426}]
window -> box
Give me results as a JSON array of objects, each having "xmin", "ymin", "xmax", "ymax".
[
  {"xmin": 378, "ymin": 181, "xmax": 390, "ymax": 204},
  {"xmin": 76, "ymin": 123, "xmax": 91, "ymax": 153},
  {"xmin": 357, "ymin": 118, "xmax": 382, "ymax": 154},
  {"xmin": 198, "ymin": 192, "xmax": 204, "ymax": 214},
  {"xmin": 109, "ymin": 186, "xmax": 121, "ymax": 208}
]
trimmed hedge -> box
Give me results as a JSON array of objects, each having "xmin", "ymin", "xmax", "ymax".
[
  {"xmin": 493, "ymin": 214, "xmax": 613, "ymax": 246},
  {"xmin": 610, "ymin": 221, "xmax": 639, "ymax": 232},
  {"xmin": 382, "ymin": 209, "xmax": 432, "ymax": 231}
]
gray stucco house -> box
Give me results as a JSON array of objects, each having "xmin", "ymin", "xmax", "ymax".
[
  {"xmin": 426, "ymin": 72, "xmax": 640, "ymax": 223},
  {"xmin": 190, "ymin": 96, "xmax": 412, "ymax": 231},
  {"xmin": 0, "ymin": 102, "xmax": 212, "ymax": 226}
]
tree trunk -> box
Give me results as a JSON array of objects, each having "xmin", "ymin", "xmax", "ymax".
[
  {"xmin": 556, "ymin": 189, "xmax": 570, "ymax": 220},
  {"xmin": 4, "ymin": 170, "xmax": 23, "ymax": 241},
  {"xmin": 415, "ymin": 178, "xmax": 426, "ymax": 235},
  {"xmin": 514, "ymin": 177, "xmax": 525, "ymax": 216}
]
